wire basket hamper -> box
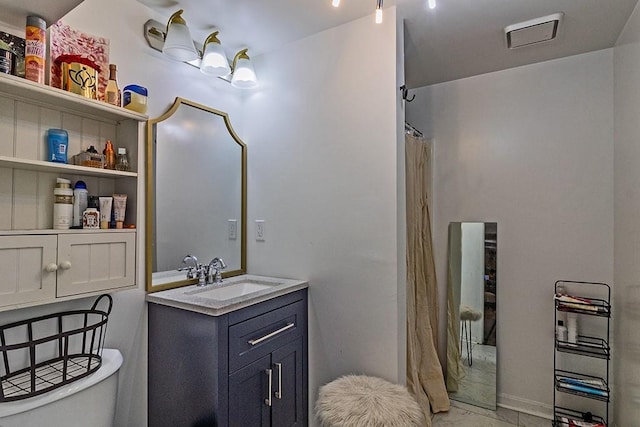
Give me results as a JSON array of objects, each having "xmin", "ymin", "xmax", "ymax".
[{"xmin": 0, "ymin": 294, "xmax": 112, "ymax": 402}]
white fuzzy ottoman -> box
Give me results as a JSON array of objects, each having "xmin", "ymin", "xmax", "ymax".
[{"xmin": 315, "ymin": 375, "xmax": 425, "ymax": 427}]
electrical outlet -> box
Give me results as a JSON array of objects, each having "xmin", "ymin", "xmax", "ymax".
[
  {"xmin": 255, "ymin": 220, "xmax": 265, "ymax": 241},
  {"xmin": 228, "ymin": 219, "xmax": 237, "ymax": 240}
]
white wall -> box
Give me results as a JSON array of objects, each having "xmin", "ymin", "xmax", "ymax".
[
  {"xmin": 0, "ymin": 0, "xmax": 245, "ymax": 425},
  {"xmin": 243, "ymin": 8, "xmax": 401, "ymax": 424},
  {"xmin": 0, "ymin": 4, "xmax": 403, "ymax": 426},
  {"xmin": 407, "ymin": 49, "xmax": 614, "ymax": 416},
  {"xmin": 613, "ymin": 2, "xmax": 640, "ymax": 424}
]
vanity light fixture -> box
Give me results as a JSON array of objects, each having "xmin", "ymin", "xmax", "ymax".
[
  {"xmin": 143, "ymin": 11, "xmax": 259, "ymax": 88},
  {"xmin": 200, "ymin": 31, "xmax": 231, "ymax": 77},
  {"xmin": 161, "ymin": 10, "xmax": 198, "ymax": 62},
  {"xmin": 230, "ymin": 49, "xmax": 258, "ymax": 88},
  {"xmin": 427, "ymin": 0, "xmax": 436, "ymax": 9}
]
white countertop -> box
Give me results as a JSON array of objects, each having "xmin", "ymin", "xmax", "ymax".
[{"xmin": 145, "ymin": 274, "xmax": 308, "ymax": 316}]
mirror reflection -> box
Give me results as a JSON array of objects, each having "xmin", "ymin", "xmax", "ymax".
[
  {"xmin": 146, "ymin": 98, "xmax": 247, "ymax": 291},
  {"xmin": 446, "ymin": 222, "xmax": 497, "ymax": 410}
]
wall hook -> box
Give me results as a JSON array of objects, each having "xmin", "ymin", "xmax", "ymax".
[{"xmin": 400, "ymin": 85, "xmax": 415, "ymax": 102}]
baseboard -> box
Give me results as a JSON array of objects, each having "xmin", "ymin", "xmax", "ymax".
[{"xmin": 498, "ymin": 393, "xmax": 554, "ymax": 420}]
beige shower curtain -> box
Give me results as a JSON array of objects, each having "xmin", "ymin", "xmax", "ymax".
[{"xmin": 405, "ymin": 134, "xmax": 450, "ymax": 424}]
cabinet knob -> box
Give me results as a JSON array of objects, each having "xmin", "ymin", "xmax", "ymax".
[
  {"xmin": 59, "ymin": 261, "xmax": 72, "ymax": 270},
  {"xmin": 45, "ymin": 263, "xmax": 58, "ymax": 272}
]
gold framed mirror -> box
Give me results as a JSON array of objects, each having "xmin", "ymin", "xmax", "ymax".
[{"xmin": 145, "ymin": 97, "xmax": 247, "ymax": 292}]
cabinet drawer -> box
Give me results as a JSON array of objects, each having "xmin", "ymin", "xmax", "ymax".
[{"xmin": 229, "ymin": 299, "xmax": 305, "ymax": 373}]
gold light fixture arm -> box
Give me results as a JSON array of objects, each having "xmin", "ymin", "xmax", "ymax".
[
  {"xmin": 203, "ymin": 31, "xmax": 222, "ymax": 46},
  {"xmin": 166, "ymin": 9, "xmax": 187, "ymax": 36},
  {"xmin": 231, "ymin": 48, "xmax": 250, "ymax": 72}
]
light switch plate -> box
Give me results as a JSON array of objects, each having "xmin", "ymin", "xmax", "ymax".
[{"xmin": 228, "ymin": 219, "xmax": 237, "ymax": 240}]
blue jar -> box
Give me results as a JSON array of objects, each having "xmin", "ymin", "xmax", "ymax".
[{"xmin": 48, "ymin": 129, "xmax": 68, "ymax": 163}]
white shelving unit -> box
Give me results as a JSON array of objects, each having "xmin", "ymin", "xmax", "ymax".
[{"xmin": 0, "ymin": 72, "xmax": 147, "ymax": 312}]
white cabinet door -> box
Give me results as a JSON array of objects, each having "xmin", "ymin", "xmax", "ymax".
[
  {"xmin": 0, "ymin": 235, "xmax": 57, "ymax": 308},
  {"xmin": 56, "ymin": 232, "xmax": 136, "ymax": 297}
]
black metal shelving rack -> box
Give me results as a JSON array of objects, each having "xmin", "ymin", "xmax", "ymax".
[{"xmin": 553, "ymin": 280, "xmax": 611, "ymax": 427}]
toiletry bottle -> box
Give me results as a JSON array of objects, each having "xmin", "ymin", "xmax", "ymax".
[
  {"xmin": 103, "ymin": 140, "xmax": 116, "ymax": 170},
  {"xmin": 105, "ymin": 64, "xmax": 120, "ymax": 106},
  {"xmin": 53, "ymin": 178, "xmax": 73, "ymax": 229},
  {"xmin": 566, "ymin": 313, "xmax": 578, "ymax": 346},
  {"xmin": 25, "ymin": 16, "xmax": 46, "ymax": 84},
  {"xmin": 556, "ymin": 320, "xmax": 568, "ymax": 343},
  {"xmin": 72, "ymin": 180, "xmax": 88, "ymax": 228},
  {"xmin": 47, "ymin": 129, "xmax": 69, "ymax": 163},
  {"xmin": 82, "ymin": 208, "xmax": 100, "ymax": 229},
  {"xmin": 115, "ymin": 147, "xmax": 130, "ymax": 171}
]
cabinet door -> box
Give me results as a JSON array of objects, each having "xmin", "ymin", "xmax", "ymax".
[
  {"xmin": 56, "ymin": 232, "xmax": 136, "ymax": 297},
  {"xmin": 0, "ymin": 235, "xmax": 57, "ymax": 307},
  {"xmin": 229, "ymin": 354, "xmax": 272, "ymax": 427},
  {"xmin": 272, "ymin": 337, "xmax": 305, "ymax": 427}
]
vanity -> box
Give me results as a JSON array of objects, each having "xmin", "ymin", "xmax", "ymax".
[
  {"xmin": 145, "ymin": 98, "xmax": 308, "ymax": 426},
  {"xmin": 147, "ymin": 276, "xmax": 309, "ymax": 427}
]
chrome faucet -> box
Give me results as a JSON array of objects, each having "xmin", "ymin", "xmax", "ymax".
[
  {"xmin": 180, "ymin": 254, "xmax": 199, "ymax": 279},
  {"xmin": 207, "ymin": 257, "xmax": 227, "ymax": 285},
  {"xmin": 180, "ymin": 254, "xmax": 208, "ymax": 286}
]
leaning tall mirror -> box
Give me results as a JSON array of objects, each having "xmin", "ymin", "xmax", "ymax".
[
  {"xmin": 145, "ymin": 97, "xmax": 247, "ymax": 292},
  {"xmin": 446, "ymin": 222, "xmax": 497, "ymax": 410}
]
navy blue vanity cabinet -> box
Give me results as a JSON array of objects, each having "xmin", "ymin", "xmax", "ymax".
[
  {"xmin": 229, "ymin": 337, "xmax": 305, "ymax": 426},
  {"xmin": 148, "ymin": 288, "xmax": 308, "ymax": 427}
]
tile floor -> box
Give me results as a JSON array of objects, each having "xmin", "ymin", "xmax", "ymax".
[{"xmin": 432, "ymin": 400, "xmax": 551, "ymax": 427}]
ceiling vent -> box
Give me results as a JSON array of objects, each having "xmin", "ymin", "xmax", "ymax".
[{"xmin": 505, "ymin": 13, "xmax": 563, "ymax": 49}]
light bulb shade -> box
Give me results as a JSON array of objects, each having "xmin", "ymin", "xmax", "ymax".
[
  {"xmin": 332, "ymin": 0, "xmax": 340, "ymax": 7},
  {"xmin": 231, "ymin": 50, "xmax": 258, "ymax": 88},
  {"xmin": 162, "ymin": 11, "xmax": 198, "ymax": 61},
  {"xmin": 428, "ymin": 0, "xmax": 436, "ymax": 9},
  {"xmin": 200, "ymin": 37, "xmax": 231, "ymax": 76}
]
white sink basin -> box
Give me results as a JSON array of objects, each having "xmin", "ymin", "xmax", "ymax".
[
  {"xmin": 146, "ymin": 274, "xmax": 308, "ymax": 316},
  {"xmin": 185, "ymin": 280, "xmax": 279, "ymax": 301}
]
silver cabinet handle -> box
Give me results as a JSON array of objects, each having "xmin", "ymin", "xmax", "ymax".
[
  {"xmin": 248, "ymin": 323, "xmax": 295, "ymax": 346},
  {"xmin": 275, "ymin": 362, "xmax": 283, "ymax": 399},
  {"xmin": 265, "ymin": 368, "xmax": 272, "ymax": 407}
]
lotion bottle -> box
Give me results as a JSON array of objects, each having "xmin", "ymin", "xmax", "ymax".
[
  {"xmin": 556, "ymin": 320, "xmax": 568, "ymax": 343},
  {"xmin": 53, "ymin": 178, "xmax": 73, "ymax": 229}
]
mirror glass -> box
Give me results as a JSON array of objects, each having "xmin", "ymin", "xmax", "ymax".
[
  {"xmin": 446, "ymin": 222, "xmax": 497, "ymax": 410},
  {"xmin": 146, "ymin": 97, "xmax": 247, "ymax": 291}
]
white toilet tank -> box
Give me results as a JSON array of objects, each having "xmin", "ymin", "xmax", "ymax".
[{"xmin": 0, "ymin": 348, "xmax": 123, "ymax": 427}]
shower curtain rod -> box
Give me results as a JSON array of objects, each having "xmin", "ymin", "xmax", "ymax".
[{"xmin": 405, "ymin": 121, "xmax": 423, "ymax": 138}]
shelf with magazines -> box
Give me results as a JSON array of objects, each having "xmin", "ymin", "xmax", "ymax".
[{"xmin": 552, "ymin": 280, "xmax": 610, "ymax": 427}]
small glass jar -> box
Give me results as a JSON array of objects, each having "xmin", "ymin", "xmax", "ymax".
[{"xmin": 115, "ymin": 147, "xmax": 130, "ymax": 171}]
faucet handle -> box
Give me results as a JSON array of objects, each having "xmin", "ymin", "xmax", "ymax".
[{"xmin": 178, "ymin": 265, "xmax": 197, "ymax": 279}]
